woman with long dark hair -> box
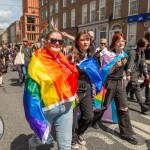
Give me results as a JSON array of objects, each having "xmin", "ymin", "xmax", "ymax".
[{"xmin": 71, "ymin": 31, "xmax": 101, "ymax": 149}]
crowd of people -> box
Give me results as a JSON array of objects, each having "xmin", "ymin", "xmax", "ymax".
[{"xmin": 1, "ymin": 29, "xmax": 150, "ymax": 150}]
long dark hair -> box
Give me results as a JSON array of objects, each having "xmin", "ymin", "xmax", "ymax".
[{"xmin": 73, "ymin": 30, "xmax": 94, "ymax": 64}]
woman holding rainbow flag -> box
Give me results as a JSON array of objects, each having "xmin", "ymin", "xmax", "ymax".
[
  {"xmin": 92, "ymin": 33, "xmax": 138, "ymax": 145},
  {"xmin": 23, "ymin": 29, "xmax": 78, "ymax": 150}
]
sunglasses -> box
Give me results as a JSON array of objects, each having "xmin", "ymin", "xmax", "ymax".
[
  {"xmin": 101, "ymin": 43, "xmax": 106, "ymax": 45},
  {"xmin": 50, "ymin": 38, "xmax": 64, "ymax": 45}
]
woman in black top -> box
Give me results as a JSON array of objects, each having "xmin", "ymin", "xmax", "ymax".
[{"xmin": 92, "ymin": 33, "xmax": 138, "ymax": 145}]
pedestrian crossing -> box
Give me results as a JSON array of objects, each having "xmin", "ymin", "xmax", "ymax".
[{"xmin": 80, "ymin": 114, "xmax": 150, "ymax": 150}]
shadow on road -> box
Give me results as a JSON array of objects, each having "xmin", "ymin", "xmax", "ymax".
[
  {"xmin": 146, "ymin": 139, "xmax": 150, "ymax": 150},
  {"xmin": 9, "ymin": 78, "xmax": 21, "ymax": 87},
  {"xmin": 10, "ymin": 134, "xmax": 57, "ymax": 150}
]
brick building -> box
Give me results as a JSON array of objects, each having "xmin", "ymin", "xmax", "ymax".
[
  {"xmin": 6, "ymin": 20, "xmax": 21, "ymax": 44},
  {"xmin": 39, "ymin": 0, "xmax": 150, "ymax": 47},
  {"xmin": 20, "ymin": 0, "xmax": 39, "ymax": 43}
]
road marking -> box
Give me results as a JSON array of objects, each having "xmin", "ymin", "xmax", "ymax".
[
  {"xmin": 131, "ymin": 120, "xmax": 150, "ymax": 134},
  {"xmin": 84, "ymin": 132, "xmax": 114, "ymax": 144},
  {"xmin": 141, "ymin": 114, "xmax": 150, "ymax": 121},
  {"xmin": 109, "ymin": 124, "xmax": 148, "ymax": 150}
]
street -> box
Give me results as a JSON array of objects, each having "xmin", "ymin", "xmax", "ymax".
[{"xmin": 0, "ymin": 66, "xmax": 150, "ymax": 150}]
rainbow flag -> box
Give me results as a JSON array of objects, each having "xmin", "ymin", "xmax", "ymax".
[
  {"xmin": 93, "ymin": 51, "xmax": 128, "ymax": 123},
  {"xmin": 23, "ymin": 48, "xmax": 78, "ymax": 143},
  {"xmin": 40, "ymin": 22, "xmax": 49, "ymax": 32}
]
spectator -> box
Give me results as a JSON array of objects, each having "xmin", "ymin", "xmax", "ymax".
[{"xmin": 126, "ymin": 38, "xmax": 150, "ymax": 114}]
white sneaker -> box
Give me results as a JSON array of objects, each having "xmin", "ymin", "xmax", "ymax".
[
  {"xmin": 78, "ymin": 135, "xmax": 86, "ymax": 146},
  {"xmin": 71, "ymin": 142, "xmax": 79, "ymax": 149},
  {"xmin": 28, "ymin": 138, "xmax": 36, "ymax": 150}
]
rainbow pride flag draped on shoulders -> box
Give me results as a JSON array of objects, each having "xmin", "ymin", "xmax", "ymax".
[
  {"xmin": 94, "ymin": 50, "xmax": 128, "ymax": 123},
  {"xmin": 23, "ymin": 48, "xmax": 78, "ymax": 143}
]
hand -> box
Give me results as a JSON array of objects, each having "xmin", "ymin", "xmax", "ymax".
[
  {"xmin": 115, "ymin": 60, "xmax": 122, "ymax": 67},
  {"xmin": 75, "ymin": 94, "xmax": 80, "ymax": 104},
  {"xmin": 61, "ymin": 32, "xmax": 67, "ymax": 37},
  {"xmin": 92, "ymin": 89, "xmax": 96, "ymax": 99},
  {"xmin": 126, "ymin": 75, "xmax": 131, "ymax": 81}
]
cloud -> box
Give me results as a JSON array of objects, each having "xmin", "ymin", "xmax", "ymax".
[
  {"xmin": 0, "ymin": 1, "xmax": 22, "ymax": 29},
  {"xmin": 0, "ymin": 10, "xmax": 12, "ymax": 22}
]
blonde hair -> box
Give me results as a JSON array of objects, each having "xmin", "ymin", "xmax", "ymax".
[{"xmin": 100, "ymin": 38, "xmax": 107, "ymax": 44}]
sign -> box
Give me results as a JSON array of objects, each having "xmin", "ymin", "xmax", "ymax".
[
  {"xmin": 144, "ymin": 21, "xmax": 150, "ymax": 28},
  {"xmin": 138, "ymin": 13, "xmax": 145, "ymax": 22},
  {"xmin": 128, "ymin": 15, "xmax": 138, "ymax": 23}
]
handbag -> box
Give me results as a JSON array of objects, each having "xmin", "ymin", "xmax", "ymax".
[{"xmin": 14, "ymin": 46, "xmax": 25, "ymax": 65}]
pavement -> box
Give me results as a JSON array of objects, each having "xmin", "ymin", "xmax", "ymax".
[{"xmin": 0, "ymin": 66, "xmax": 150, "ymax": 150}]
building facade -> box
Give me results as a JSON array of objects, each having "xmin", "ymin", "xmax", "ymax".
[
  {"xmin": 6, "ymin": 20, "xmax": 21, "ymax": 44},
  {"xmin": 20, "ymin": 0, "xmax": 39, "ymax": 43},
  {"xmin": 39, "ymin": 0, "xmax": 150, "ymax": 48}
]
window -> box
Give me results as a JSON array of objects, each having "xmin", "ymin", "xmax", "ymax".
[
  {"xmin": 32, "ymin": 26, "xmax": 35, "ymax": 31},
  {"xmin": 82, "ymin": 4, "xmax": 87, "ymax": 24},
  {"xmin": 27, "ymin": 17, "xmax": 35, "ymax": 23},
  {"xmin": 71, "ymin": 9, "xmax": 75, "ymax": 27},
  {"xmin": 50, "ymin": 4, "xmax": 53, "ymax": 15},
  {"xmin": 46, "ymin": 9, "xmax": 48, "ymax": 18},
  {"xmin": 128, "ymin": 0, "xmax": 138, "ymax": 16},
  {"xmin": 55, "ymin": 1, "xmax": 58, "ymax": 13},
  {"xmin": 100, "ymin": 27, "xmax": 107, "ymax": 39},
  {"xmin": 41, "ymin": 0, "xmax": 44, "ymax": 6},
  {"xmin": 41, "ymin": 12, "xmax": 44, "ymax": 21},
  {"xmin": 71, "ymin": 0, "xmax": 76, "ymax": 3},
  {"xmin": 113, "ymin": 0, "xmax": 122, "ymax": 18},
  {"xmin": 90, "ymin": 1, "xmax": 96, "ymax": 22},
  {"xmin": 27, "ymin": 25, "xmax": 35, "ymax": 31},
  {"xmin": 99, "ymin": 0, "xmax": 106, "ymax": 20},
  {"xmin": 148, "ymin": 0, "xmax": 150, "ymax": 12},
  {"xmin": 63, "ymin": 0, "xmax": 67, "ymax": 7},
  {"xmin": 55, "ymin": 18, "xmax": 58, "ymax": 28},
  {"xmin": 127, "ymin": 23, "xmax": 137, "ymax": 46},
  {"xmin": 63, "ymin": 13, "xmax": 66, "ymax": 29}
]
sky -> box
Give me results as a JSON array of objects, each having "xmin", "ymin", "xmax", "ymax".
[{"xmin": 0, "ymin": 0, "xmax": 22, "ymax": 29}]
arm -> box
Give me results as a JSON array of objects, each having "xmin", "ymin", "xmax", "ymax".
[
  {"xmin": 61, "ymin": 32, "xmax": 75, "ymax": 41},
  {"xmin": 125, "ymin": 50, "xmax": 136, "ymax": 76}
]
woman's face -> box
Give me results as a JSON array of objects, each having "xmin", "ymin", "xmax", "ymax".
[
  {"xmin": 100, "ymin": 40, "xmax": 107, "ymax": 50},
  {"xmin": 77, "ymin": 34, "xmax": 90, "ymax": 52},
  {"xmin": 114, "ymin": 37, "xmax": 125, "ymax": 52},
  {"xmin": 46, "ymin": 32, "xmax": 64, "ymax": 53}
]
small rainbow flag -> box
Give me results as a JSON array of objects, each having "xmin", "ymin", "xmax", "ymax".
[
  {"xmin": 23, "ymin": 48, "xmax": 78, "ymax": 143},
  {"xmin": 40, "ymin": 22, "xmax": 49, "ymax": 32}
]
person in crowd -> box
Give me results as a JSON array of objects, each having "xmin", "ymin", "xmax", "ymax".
[
  {"xmin": 1, "ymin": 44, "xmax": 9, "ymax": 71},
  {"xmin": 92, "ymin": 33, "xmax": 138, "ymax": 145},
  {"xmin": 31, "ymin": 44, "xmax": 38, "ymax": 55},
  {"xmin": 61, "ymin": 32, "xmax": 75, "ymax": 41},
  {"xmin": 40, "ymin": 38, "xmax": 46, "ymax": 48},
  {"xmin": 88, "ymin": 31, "xmax": 97, "ymax": 52},
  {"xmin": 0, "ymin": 52, "xmax": 6, "ymax": 87},
  {"xmin": 24, "ymin": 29, "xmax": 78, "ymax": 150},
  {"xmin": 21, "ymin": 38, "xmax": 32, "ymax": 85},
  {"xmin": 126, "ymin": 38, "xmax": 150, "ymax": 114},
  {"xmin": 144, "ymin": 30, "xmax": 150, "ymax": 106},
  {"xmin": 95, "ymin": 38, "xmax": 108, "ymax": 68},
  {"xmin": 14, "ymin": 44, "xmax": 24, "ymax": 83},
  {"xmin": 70, "ymin": 31, "xmax": 102, "ymax": 149}
]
